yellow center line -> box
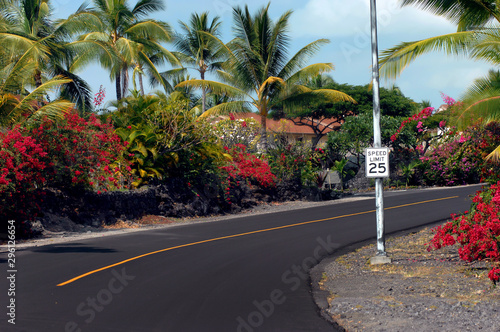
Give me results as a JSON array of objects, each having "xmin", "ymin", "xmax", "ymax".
[{"xmin": 57, "ymin": 195, "xmax": 458, "ymax": 286}]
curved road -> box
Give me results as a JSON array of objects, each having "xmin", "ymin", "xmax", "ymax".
[{"xmin": 0, "ymin": 185, "xmax": 481, "ymax": 332}]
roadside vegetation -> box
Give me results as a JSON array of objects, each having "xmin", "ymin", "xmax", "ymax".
[
  {"xmin": 1, "ymin": 0, "xmax": 500, "ymax": 283},
  {"xmin": 380, "ymin": 0, "xmax": 500, "ymax": 284}
]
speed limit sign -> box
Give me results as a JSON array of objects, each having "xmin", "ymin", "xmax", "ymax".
[{"xmin": 365, "ymin": 147, "xmax": 390, "ymax": 178}]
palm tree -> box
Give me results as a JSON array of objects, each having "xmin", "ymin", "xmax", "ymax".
[
  {"xmin": 177, "ymin": 4, "xmax": 355, "ymax": 151},
  {"xmin": 0, "ymin": 0, "xmax": 96, "ymax": 113},
  {"xmin": 173, "ymin": 12, "xmax": 225, "ymax": 113},
  {"xmin": 73, "ymin": 0, "xmax": 180, "ymax": 100}
]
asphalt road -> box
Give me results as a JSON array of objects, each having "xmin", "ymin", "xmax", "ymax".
[{"xmin": 0, "ymin": 185, "xmax": 481, "ymax": 332}]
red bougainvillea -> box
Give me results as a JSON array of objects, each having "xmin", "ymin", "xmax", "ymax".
[
  {"xmin": 391, "ymin": 107, "xmax": 434, "ymax": 142},
  {"xmin": 220, "ymin": 144, "xmax": 276, "ymax": 204},
  {"xmin": 0, "ymin": 111, "xmax": 135, "ymax": 229},
  {"xmin": 428, "ymin": 183, "xmax": 500, "ymax": 284},
  {"xmin": 221, "ymin": 144, "xmax": 276, "ymax": 188},
  {"xmin": 0, "ymin": 127, "xmax": 48, "ymax": 233},
  {"xmin": 28, "ymin": 111, "xmax": 134, "ymax": 191}
]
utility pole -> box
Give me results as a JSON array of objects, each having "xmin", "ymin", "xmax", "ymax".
[{"xmin": 369, "ymin": 0, "xmax": 391, "ymax": 265}]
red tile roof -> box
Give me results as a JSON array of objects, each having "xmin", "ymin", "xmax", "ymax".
[{"xmin": 228, "ymin": 113, "xmax": 341, "ymax": 135}]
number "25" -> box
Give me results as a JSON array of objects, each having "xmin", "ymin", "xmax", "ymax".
[{"xmin": 369, "ymin": 162, "xmax": 386, "ymax": 174}]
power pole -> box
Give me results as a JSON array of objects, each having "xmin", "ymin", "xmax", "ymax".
[{"xmin": 369, "ymin": 0, "xmax": 391, "ymax": 265}]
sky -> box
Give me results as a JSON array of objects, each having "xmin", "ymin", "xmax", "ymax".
[{"xmin": 50, "ymin": 0, "xmax": 493, "ymax": 110}]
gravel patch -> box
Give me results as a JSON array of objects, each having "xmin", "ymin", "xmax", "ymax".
[{"xmin": 319, "ymin": 227, "xmax": 500, "ymax": 332}]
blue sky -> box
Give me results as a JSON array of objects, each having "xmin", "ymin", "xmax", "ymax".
[{"xmin": 51, "ymin": 0, "xmax": 492, "ymax": 110}]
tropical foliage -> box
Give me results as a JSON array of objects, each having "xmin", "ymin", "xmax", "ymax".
[
  {"xmin": 0, "ymin": 0, "xmax": 89, "ymax": 120},
  {"xmin": 177, "ymin": 4, "xmax": 355, "ymax": 150},
  {"xmin": 380, "ymin": 0, "xmax": 500, "ymax": 159},
  {"xmin": 4, "ymin": 0, "xmax": 500, "ymax": 242},
  {"xmin": 173, "ymin": 12, "xmax": 225, "ymax": 113},
  {"xmin": 428, "ymin": 182, "xmax": 500, "ymax": 284}
]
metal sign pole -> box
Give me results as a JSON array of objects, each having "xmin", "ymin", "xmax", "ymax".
[{"xmin": 369, "ymin": 0, "xmax": 391, "ymax": 264}]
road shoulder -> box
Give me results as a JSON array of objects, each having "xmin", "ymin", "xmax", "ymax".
[{"xmin": 314, "ymin": 226, "xmax": 500, "ymax": 331}]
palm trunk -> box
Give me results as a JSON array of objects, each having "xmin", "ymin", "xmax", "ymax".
[
  {"xmin": 34, "ymin": 70, "xmax": 43, "ymax": 88},
  {"xmin": 34, "ymin": 69, "xmax": 43, "ymax": 107},
  {"xmin": 200, "ymin": 70, "xmax": 206, "ymax": 114},
  {"xmin": 122, "ymin": 67, "xmax": 129, "ymax": 99},
  {"xmin": 258, "ymin": 114, "xmax": 268, "ymax": 152},
  {"xmin": 116, "ymin": 71, "xmax": 122, "ymax": 101},
  {"xmin": 139, "ymin": 73, "xmax": 145, "ymax": 95}
]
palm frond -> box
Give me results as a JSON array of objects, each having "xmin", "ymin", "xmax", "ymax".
[
  {"xmin": 279, "ymin": 87, "xmax": 356, "ymax": 108},
  {"xmin": 67, "ymin": 39, "xmax": 116, "ymax": 72},
  {"xmin": 259, "ymin": 76, "xmax": 285, "ymax": 96},
  {"xmin": 25, "ymin": 100, "xmax": 74, "ymax": 123},
  {"xmin": 486, "ymin": 144, "xmax": 500, "ymax": 161},
  {"xmin": 138, "ymin": 51, "xmax": 172, "ymax": 93},
  {"xmin": 453, "ymin": 69, "xmax": 500, "ymax": 129},
  {"xmin": 55, "ymin": 67, "xmax": 93, "ymax": 114},
  {"xmin": 0, "ymin": 32, "xmax": 50, "ymax": 58},
  {"xmin": 144, "ymin": 41, "xmax": 182, "ymax": 67},
  {"xmin": 54, "ymin": 11, "xmax": 105, "ymax": 38},
  {"xmin": 1, "ymin": 76, "xmax": 73, "ymax": 125},
  {"xmin": 285, "ymin": 63, "xmax": 334, "ymax": 85},
  {"xmin": 468, "ymin": 27, "xmax": 500, "ymax": 64},
  {"xmin": 454, "ymin": 96, "xmax": 500, "ymax": 129},
  {"xmin": 170, "ymin": 51, "xmax": 196, "ymax": 66},
  {"xmin": 400, "ymin": 0, "xmax": 499, "ymax": 29},
  {"xmin": 176, "ymin": 79, "xmax": 247, "ymax": 98},
  {"xmin": 125, "ymin": 20, "xmax": 172, "ymax": 42},
  {"xmin": 132, "ymin": 0, "xmax": 165, "ymax": 19},
  {"xmin": 151, "ymin": 67, "xmax": 187, "ymax": 86},
  {"xmin": 199, "ymin": 100, "xmax": 252, "ymax": 118},
  {"xmin": 379, "ymin": 31, "xmax": 476, "ymax": 79},
  {"xmin": 12, "ymin": 75, "xmax": 72, "ymax": 112},
  {"xmin": 277, "ymin": 39, "xmax": 330, "ymax": 79}
]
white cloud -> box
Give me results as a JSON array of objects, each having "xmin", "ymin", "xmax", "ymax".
[{"xmin": 290, "ymin": 0, "xmax": 456, "ymax": 40}]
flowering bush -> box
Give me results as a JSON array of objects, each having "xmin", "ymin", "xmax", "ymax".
[
  {"xmin": 419, "ymin": 132, "xmax": 481, "ymax": 186},
  {"xmin": 391, "ymin": 107, "xmax": 435, "ymax": 143},
  {"xmin": 214, "ymin": 115, "xmax": 261, "ymax": 152},
  {"xmin": 428, "ymin": 183, "xmax": 500, "ymax": 284},
  {"xmin": 221, "ymin": 144, "xmax": 276, "ymax": 188},
  {"xmin": 219, "ymin": 144, "xmax": 275, "ymax": 205},
  {"xmin": 0, "ymin": 127, "xmax": 48, "ymax": 231},
  {"xmin": 1, "ymin": 111, "xmax": 135, "ymax": 234},
  {"xmin": 94, "ymin": 85, "xmax": 106, "ymax": 108},
  {"xmin": 266, "ymin": 141, "xmax": 324, "ymax": 186},
  {"xmin": 28, "ymin": 112, "xmax": 134, "ymax": 192},
  {"xmin": 420, "ymin": 124, "xmax": 500, "ymax": 186}
]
